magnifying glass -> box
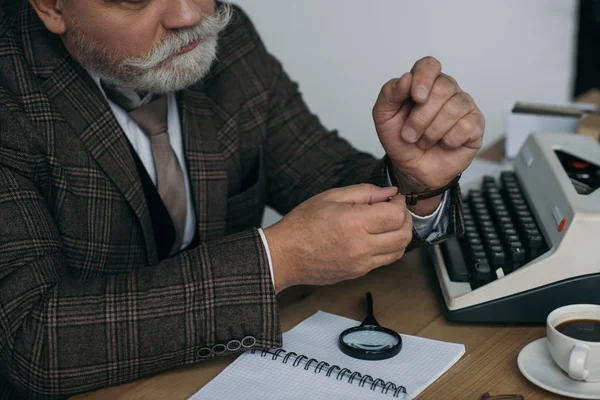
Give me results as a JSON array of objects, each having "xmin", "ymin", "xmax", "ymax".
[{"xmin": 338, "ymin": 292, "xmax": 402, "ymax": 361}]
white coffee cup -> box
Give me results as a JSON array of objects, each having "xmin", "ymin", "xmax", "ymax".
[{"xmin": 546, "ymin": 304, "xmax": 600, "ymax": 382}]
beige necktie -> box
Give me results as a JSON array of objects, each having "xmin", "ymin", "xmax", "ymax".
[{"xmin": 103, "ymin": 85, "xmax": 187, "ymax": 256}]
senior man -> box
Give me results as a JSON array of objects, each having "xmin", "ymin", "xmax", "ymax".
[{"xmin": 0, "ymin": 0, "xmax": 484, "ymax": 398}]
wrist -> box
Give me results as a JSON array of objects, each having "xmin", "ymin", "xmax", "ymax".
[
  {"xmin": 263, "ymin": 223, "xmax": 295, "ymax": 294},
  {"xmin": 387, "ymin": 158, "xmax": 458, "ymax": 208},
  {"xmin": 387, "ymin": 158, "xmax": 430, "ymax": 195}
]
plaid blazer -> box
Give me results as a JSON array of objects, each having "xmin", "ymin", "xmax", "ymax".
[{"xmin": 0, "ymin": 2, "xmax": 463, "ymax": 399}]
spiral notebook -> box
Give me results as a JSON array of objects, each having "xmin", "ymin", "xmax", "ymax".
[{"xmin": 190, "ymin": 311, "xmax": 465, "ymax": 399}]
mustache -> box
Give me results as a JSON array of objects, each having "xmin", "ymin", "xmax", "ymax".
[{"xmin": 121, "ymin": 3, "xmax": 233, "ymax": 71}]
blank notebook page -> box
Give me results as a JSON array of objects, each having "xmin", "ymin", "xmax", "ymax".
[{"xmin": 191, "ymin": 311, "xmax": 465, "ymax": 400}]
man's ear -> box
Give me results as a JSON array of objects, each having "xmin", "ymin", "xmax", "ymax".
[{"xmin": 28, "ymin": 0, "xmax": 67, "ymax": 35}]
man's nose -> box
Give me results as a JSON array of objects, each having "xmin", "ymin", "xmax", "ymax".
[{"xmin": 161, "ymin": 0, "xmax": 204, "ymax": 30}]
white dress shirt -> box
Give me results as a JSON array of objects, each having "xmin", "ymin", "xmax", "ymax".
[{"xmin": 91, "ymin": 73, "xmax": 449, "ymax": 287}]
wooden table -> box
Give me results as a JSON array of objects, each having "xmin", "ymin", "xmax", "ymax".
[{"xmin": 75, "ymin": 139, "xmax": 570, "ymax": 399}]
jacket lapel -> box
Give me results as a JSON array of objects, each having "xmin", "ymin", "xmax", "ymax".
[
  {"xmin": 178, "ymin": 84, "xmax": 228, "ymax": 243},
  {"xmin": 18, "ymin": 7, "xmax": 158, "ymax": 264},
  {"xmin": 42, "ymin": 63, "xmax": 158, "ymax": 264}
]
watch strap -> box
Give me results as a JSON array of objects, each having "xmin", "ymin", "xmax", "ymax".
[{"xmin": 404, "ymin": 174, "xmax": 461, "ymax": 206}]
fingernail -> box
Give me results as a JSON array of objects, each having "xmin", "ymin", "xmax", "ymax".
[
  {"xmin": 401, "ymin": 127, "xmax": 418, "ymax": 143},
  {"xmin": 417, "ymin": 85, "xmax": 428, "ymax": 100}
]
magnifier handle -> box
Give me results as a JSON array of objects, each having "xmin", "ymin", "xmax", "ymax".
[
  {"xmin": 362, "ymin": 292, "xmax": 380, "ymax": 326},
  {"xmin": 366, "ymin": 292, "xmax": 374, "ymax": 316}
]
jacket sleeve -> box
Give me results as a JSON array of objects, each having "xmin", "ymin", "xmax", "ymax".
[
  {"xmin": 235, "ymin": 7, "xmax": 464, "ymax": 243},
  {"xmin": 0, "ymin": 107, "xmax": 281, "ymax": 398}
]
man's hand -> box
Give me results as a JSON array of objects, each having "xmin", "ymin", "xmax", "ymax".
[
  {"xmin": 373, "ymin": 56, "xmax": 485, "ymax": 214},
  {"xmin": 263, "ymin": 184, "xmax": 412, "ymax": 293}
]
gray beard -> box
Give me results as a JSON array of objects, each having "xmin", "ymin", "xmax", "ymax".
[{"xmin": 70, "ymin": 4, "xmax": 232, "ymax": 93}]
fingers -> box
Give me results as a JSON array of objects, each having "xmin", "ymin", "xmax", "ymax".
[
  {"xmin": 370, "ymin": 220, "xmax": 413, "ymax": 255},
  {"xmin": 400, "ymin": 73, "xmax": 461, "ymax": 144},
  {"xmin": 410, "ymin": 56, "xmax": 442, "ymax": 103},
  {"xmin": 379, "ymin": 72, "xmax": 413, "ymax": 109},
  {"xmin": 361, "ymin": 198, "xmax": 407, "ymax": 234},
  {"xmin": 415, "ymin": 91, "xmax": 475, "ymax": 149},
  {"xmin": 388, "ymin": 193, "xmax": 407, "ymax": 206},
  {"xmin": 438, "ymin": 111, "xmax": 485, "ymax": 151},
  {"xmin": 361, "ymin": 200, "xmax": 412, "ymax": 253},
  {"xmin": 371, "ymin": 250, "xmax": 406, "ymax": 269},
  {"xmin": 325, "ymin": 184, "xmax": 398, "ymax": 205},
  {"xmin": 369, "ymin": 211, "xmax": 413, "ymax": 267},
  {"xmin": 372, "ymin": 72, "xmax": 413, "ymax": 124}
]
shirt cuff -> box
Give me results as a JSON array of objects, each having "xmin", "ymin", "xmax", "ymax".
[
  {"xmin": 409, "ymin": 190, "xmax": 449, "ymax": 236},
  {"xmin": 257, "ymin": 228, "xmax": 276, "ymax": 288}
]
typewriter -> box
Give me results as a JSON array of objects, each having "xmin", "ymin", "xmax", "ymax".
[{"xmin": 429, "ymin": 133, "xmax": 600, "ymax": 323}]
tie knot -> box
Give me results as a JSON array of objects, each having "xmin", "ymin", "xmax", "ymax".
[
  {"xmin": 128, "ymin": 96, "xmax": 169, "ymax": 137},
  {"xmin": 101, "ymin": 81, "xmax": 168, "ymax": 137},
  {"xmin": 101, "ymin": 81, "xmax": 139, "ymax": 111}
]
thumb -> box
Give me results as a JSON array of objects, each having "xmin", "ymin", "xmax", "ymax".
[
  {"xmin": 373, "ymin": 72, "xmax": 413, "ymax": 123},
  {"xmin": 389, "ymin": 193, "xmax": 407, "ymax": 207},
  {"xmin": 326, "ymin": 184, "xmax": 399, "ymax": 205}
]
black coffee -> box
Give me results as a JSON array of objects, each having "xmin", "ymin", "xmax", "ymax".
[{"xmin": 555, "ymin": 319, "xmax": 600, "ymax": 342}]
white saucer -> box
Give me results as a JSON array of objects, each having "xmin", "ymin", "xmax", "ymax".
[{"xmin": 518, "ymin": 338, "xmax": 600, "ymax": 399}]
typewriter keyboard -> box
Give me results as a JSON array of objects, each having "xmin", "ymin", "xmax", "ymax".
[{"xmin": 441, "ymin": 171, "xmax": 549, "ymax": 288}]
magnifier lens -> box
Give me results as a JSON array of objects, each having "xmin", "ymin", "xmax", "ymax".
[
  {"xmin": 338, "ymin": 293, "xmax": 402, "ymax": 360},
  {"xmin": 341, "ymin": 327, "xmax": 400, "ymax": 351}
]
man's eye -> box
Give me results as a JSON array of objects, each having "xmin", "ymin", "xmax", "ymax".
[
  {"xmin": 117, "ymin": 0, "xmax": 152, "ymax": 9},
  {"xmin": 108, "ymin": 0, "xmax": 149, "ymax": 6}
]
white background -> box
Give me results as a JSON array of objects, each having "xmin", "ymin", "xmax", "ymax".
[{"xmin": 234, "ymin": 0, "xmax": 578, "ymax": 226}]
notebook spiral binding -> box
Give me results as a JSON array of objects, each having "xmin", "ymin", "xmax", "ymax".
[{"xmin": 251, "ymin": 349, "xmax": 407, "ymax": 398}]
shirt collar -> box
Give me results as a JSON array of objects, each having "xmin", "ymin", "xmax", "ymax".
[{"xmin": 87, "ymin": 70, "xmax": 155, "ymax": 108}]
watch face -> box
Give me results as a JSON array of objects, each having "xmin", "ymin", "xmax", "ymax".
[{"xmin": 554, "ymin": 149, "xmax": 600, "ymax": 195}]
